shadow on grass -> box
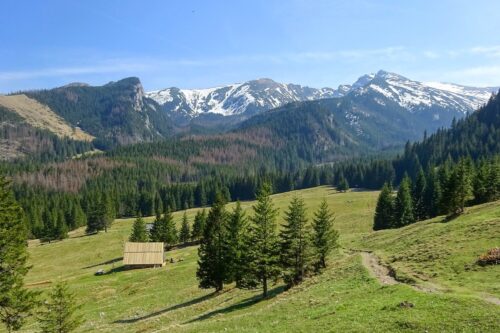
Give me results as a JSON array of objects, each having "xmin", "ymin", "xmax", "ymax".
[
  {"xmin": 184, "ymin": 285, "xmax": 285, "ymax": 324},
  {"xmin": 114, "ymin": 292, "xmax": 217, "ymax": 324},
  {"xmin": 83, "ymin": 257, "xmax": 123, "ymax": 269}
]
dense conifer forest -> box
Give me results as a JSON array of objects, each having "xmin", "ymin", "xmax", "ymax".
[{"xmin": 0, "ymin": 91, "xmax": 498, "ymax": 241}]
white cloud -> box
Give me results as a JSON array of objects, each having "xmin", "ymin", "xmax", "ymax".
[{"xmin": 439, "ymin": 66, "xmax": 500, "ymax": 87}]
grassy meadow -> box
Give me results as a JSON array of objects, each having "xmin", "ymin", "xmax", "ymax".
[{"xmin": 11, "ymin": 186, "xmax": 500, "ymax": 332}]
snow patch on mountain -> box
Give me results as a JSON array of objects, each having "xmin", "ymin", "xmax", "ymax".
[
  {"xmin": 147, "ymin": 79, "xmax": 336, "ymax": 117},
  {"xmin": 146, "ymin": 71, "xmax": 497, "ymax": 119}
]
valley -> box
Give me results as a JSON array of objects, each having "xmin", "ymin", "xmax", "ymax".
[{"xmin": 9, "ymin": 187, "xmax": 499, "ymax": 333}]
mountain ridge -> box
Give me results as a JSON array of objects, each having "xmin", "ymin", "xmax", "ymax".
[{"xmin": 147, "ymin": 71, "xmax": 498, "ymax": 121}]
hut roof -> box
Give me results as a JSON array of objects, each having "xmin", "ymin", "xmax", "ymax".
[{"xmin": 123, "ymin": 242, "xmax": 164, "ymax": 265}]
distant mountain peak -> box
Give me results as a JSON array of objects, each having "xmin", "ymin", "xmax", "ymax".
[
  {"xmin": 146, "ymin": 72, "xmax": 497, "ymax": 123},
  {"xmin": 146, "ymin": 79, "xmax": 336, "ymax": 118}
]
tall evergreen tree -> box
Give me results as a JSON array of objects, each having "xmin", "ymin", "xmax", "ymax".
[
  {"xmin": 0, "ymin": 176, "xmax": 37, "ymax": 332},
  {"xmin": 279, "ymin": 197, "xmax": 311, "ymax": 288},
  {"xmin": 245, "ymin": 183, "xmax": 281, "ymax": 298},
  {"xmin": 129, "ymin": 215, "xmax": 148, "ymax": 242},
  {"xmin": 196, "ymin": 193, "xmax": 229, "ymax": 292},
  {"xmin": 412, "ymin": 168, "xmax": 427, "ymax": 221},
  {"xmin": 38, "ymin": 282, "xmax": 81, "ymax": 333},
  {"xmin": 337, "ymin": 176, "xmax": 349, "ymax": 192},
  {"xmin": 151, "ymin": 209, "xmax": 178, "ymax": 247},
  {"xmin": 179, "ymin": 212, "xmax": 191, "ymax": 243},
  {"xmin": 394, "ymin": 175, "xmax": 415, "ymax": 227},
  {"xmin": 423, "ymin": 168, "xmax": 442, "ymax": 217},
  {"xmin": 446, "ymin": 158, "xmax": 473, "ymax": 216},
  {"xmin": 373, "ymin": 183, "xmax": 395, "ymax": 230},
  {"xmin": 311, "ymin": 199, "xmax": 339, "ymax": 269},
  {"xmin": 226, "ymin": 201, "xmax": 248, "ymax": 287},
  {"xmin": 191, "ymin": 209, "xmax": 207, "ymax": 241}
]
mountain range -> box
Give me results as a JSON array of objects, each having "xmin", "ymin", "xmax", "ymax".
[
  {"xmin": 0, "ymin": 70, "xmax": 497, "ymax": 161},
  {"xmin": 147, "ymin": 70, "xmax": 496, "ymax": 121}
]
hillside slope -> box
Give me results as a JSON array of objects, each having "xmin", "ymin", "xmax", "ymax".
[
  {"xmin": 0, "ymin": 94, "xmax": 93, "ymax": 141},
  {"xmin": 23, "ymin": 77, "xmax": 175, "ymax": 148},
  {"xmin": 16, "ymin": 187, "xmax": 499, "ymax": 333}
]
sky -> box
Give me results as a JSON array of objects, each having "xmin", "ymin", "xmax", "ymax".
[{"xmin": 2, "ymin": 0, "xmax": 500, "ymax": 93}]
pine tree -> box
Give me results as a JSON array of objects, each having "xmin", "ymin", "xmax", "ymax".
[
  {"xmin": 279, "ymin": 197, "xmax": 311, "ymax": 288},
  {"xmin": 164, "ymin": 210, "xmax": 178, "ymax": 247},
  {"xmin": 0, "ymin": 176, "xmax": 37, "ymax": 332},
  {"xmin": 337, "ymin": 176, "xmax": 349, "ymax": 192},
  {"xmin": 38, "ymin": 282, "xmax": 81, "ymax": 333},
  {"xmin": 179, "ymin": 212, "xmax": 191, "ymax": 244},
  {"xmin": 373, "ymin": 183, "xmax": 394, "ymax": 230},
  {"xmin": 129, "ymin": 215, "xmax": 149, "ymax": 242},
  {"xmin": 311, "ymin": 199, "xmax": 338, "ymax": 269},
  {"xmin": 196, "ymin": 193, "xmax": 229, "ymax": 292},
  {"xmin": 412, "ymin": 168, "xmax": 427, "ymax": 221},
  {"xmin": 473, "ymin": 160, "xmax": 489, "ymax": 204},
  {"xmin": 149, "ymin": 212, "xmax": 164, "ymax": 242},
  {"xmin": 226, "ymin": 201, "xmax": 248, "ymax": 287},
  {"xmin": 245, "ymin": 183, "xmax": 281, "ymax": 298},
  {"xmin": 85, "ymin": 193, "xmax": 112, "ymax": 234},
  {"xmin": 55, "ymin": 213, "xmax": 68, "ymax": 240},
  {"xmin": 191, "ymin": 209, "xmax": 207, "ymax": 241},
  {"xmin": 153, "ymin": 193, "xmax": 163, "ymax": 218},
  {"xmin": 394, "ymin": 175, "xmax": 415, "ymax": 227},
  {"xmin": 150, "ymin": 208, "xmax": 178, "ymax": 246},
  {"xmin": 423, "ymin": 168, "xmax": 442, "ymax": 218},
  {"xmin": 446, "ymin": 158, "xmax": 473, "ymax": 216},
  {"xmin": 485, "ymin": 158, "xmax": 500, "ymax": 202}
]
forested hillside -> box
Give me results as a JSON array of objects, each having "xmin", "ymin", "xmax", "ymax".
[
  {"xmin": 22, "ymin": 78, "xmax": 174, "ymax": 148},
  {"xmin": 1, "ymin": 87, "xmax": 499, "ymax": 241}
]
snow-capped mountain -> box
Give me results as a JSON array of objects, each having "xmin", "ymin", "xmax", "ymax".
[
  {"xmin": 146, "ymin": 71, "xmax": 497, "ymax": 123},
  {"xmin": 346, "ymin": 70, "xmax": 496, "ymax": 114},
  {"xmin": 146, "ymin": 78, "xmax": 336, "ymax": 118}
]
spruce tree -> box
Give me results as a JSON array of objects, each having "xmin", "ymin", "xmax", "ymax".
[
  {"xmin": 446, "ymin": 158, "xmax": 473, "ymax": 216},
  {"xmin": 164, "ymin": 210, "xmax": 178, "ymax": 247},
  {"xmin": 150, "ymin": 209, "xmax": 178, "ymax": 247},
  {"xmin": 337, "ymin": 177, "xmax": 349, "ymax": 192},
  {"xmin": 149, "ymin": 212, "xmax": 164, "ymax": 242},
  {"xmin": 191, "ymin": 209, "xmax": 207, "ymax": 241},
  {"xmin": 412, "ymin": 168, "xmax": 427, "ymax": 221},
  {"xmin": 0, "ymin": 176, "xmax": 37, "ymax": 332},
  {"xmin": 279, "ymin": 197, "xmax": 311, "ymax": 288},
  {"xmin": 226, "ymin": 201, "xmax": 248, "ymax": 287},
  {"xmin": 394, "ymin": 175, "xmax": 415, "ymax": 227},
  {"xmin": 486, "ymin": 158, "xmax": 500, "ymax": 202},
  {"xmin": 373, "ymin": 183, "xmax": 394, "ymax": 230},
  {"xmin": 423, "ymin": 168, "xmax": 442, "ymax": 218},
  {"xmin": 245, "ymin": 183, "xmax": 281, "ymax": 298},
  {"xmin": 179, "ymin": 212, "xmax": 191, "ymax": 244},
  {"xmin": 129, "ymin": 215, "xmax": 148, "ymax": 242},
  {"xmin": 38, "ymin": 282, "xmax": 81, "ymax": 333},
  {"xmin": 196, "ymin": 193, "xmax": 229, "ymax": 292},
  {"xmin": 311, "ymin": 199, "xmax": 339, "ymax": 269}
]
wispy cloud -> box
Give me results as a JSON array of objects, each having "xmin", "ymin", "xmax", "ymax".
[
  {"xmin": 444, "ymin": 65, "xmax": 500, "ymax": 86},
  {"xmin": 0, "ymin": 46, "xmax": 410, "ymax": 82},
  {"xmin": 1, "ymin": 45, "xmax": 500, "ymax": 88}
]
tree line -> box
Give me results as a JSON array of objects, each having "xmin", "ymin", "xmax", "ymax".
[
  {"xmin": 0, "ymin": 176, "xmax": 81, "ymax": 333},
  {"xmin": 196, "ymin": 183, "xmax": 339, "ymax": 297},
  {"xmin": 374, "ymin": 156, "xmax": 500, "ymax": 230}
]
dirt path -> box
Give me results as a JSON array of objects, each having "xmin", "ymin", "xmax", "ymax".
[
  {"xmin": 358, "ymin": 251, "xmax": 500, "ymax": 306},
  {"xmin": 360, "ymin": 252, "xmax": 398, "ymax": 285}
]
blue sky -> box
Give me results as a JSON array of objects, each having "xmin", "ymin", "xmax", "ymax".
[{"xmin": 2, "ymin": 0, "xmax": 500, "ymax": 92}]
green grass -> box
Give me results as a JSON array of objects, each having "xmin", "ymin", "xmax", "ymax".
[
  {"xmin": 11, "ymin": 186, "xmax": 500, "ymax": 332},
  {"xmin": 354, "ymin": 201, "xmax": 500, "ymax": 298}
]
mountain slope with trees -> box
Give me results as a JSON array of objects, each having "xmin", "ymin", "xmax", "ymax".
[{"xmin": 22, "ymin": 77, "xmax": 175, "ymax": 149}]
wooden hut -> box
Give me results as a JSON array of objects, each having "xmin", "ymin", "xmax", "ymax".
[{"xmin": 123, "ymin": 242, "xmax": 165, "ymax": 268}]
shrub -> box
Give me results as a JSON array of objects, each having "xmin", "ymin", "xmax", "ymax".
[{"xmin": 477, "ymin": 248, "xmax": 500, "ymax": 266}]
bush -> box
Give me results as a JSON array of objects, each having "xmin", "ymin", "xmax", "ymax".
[{"xmin": 477, "ymin": 248, "xmax": 500, "ymax": 266}]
